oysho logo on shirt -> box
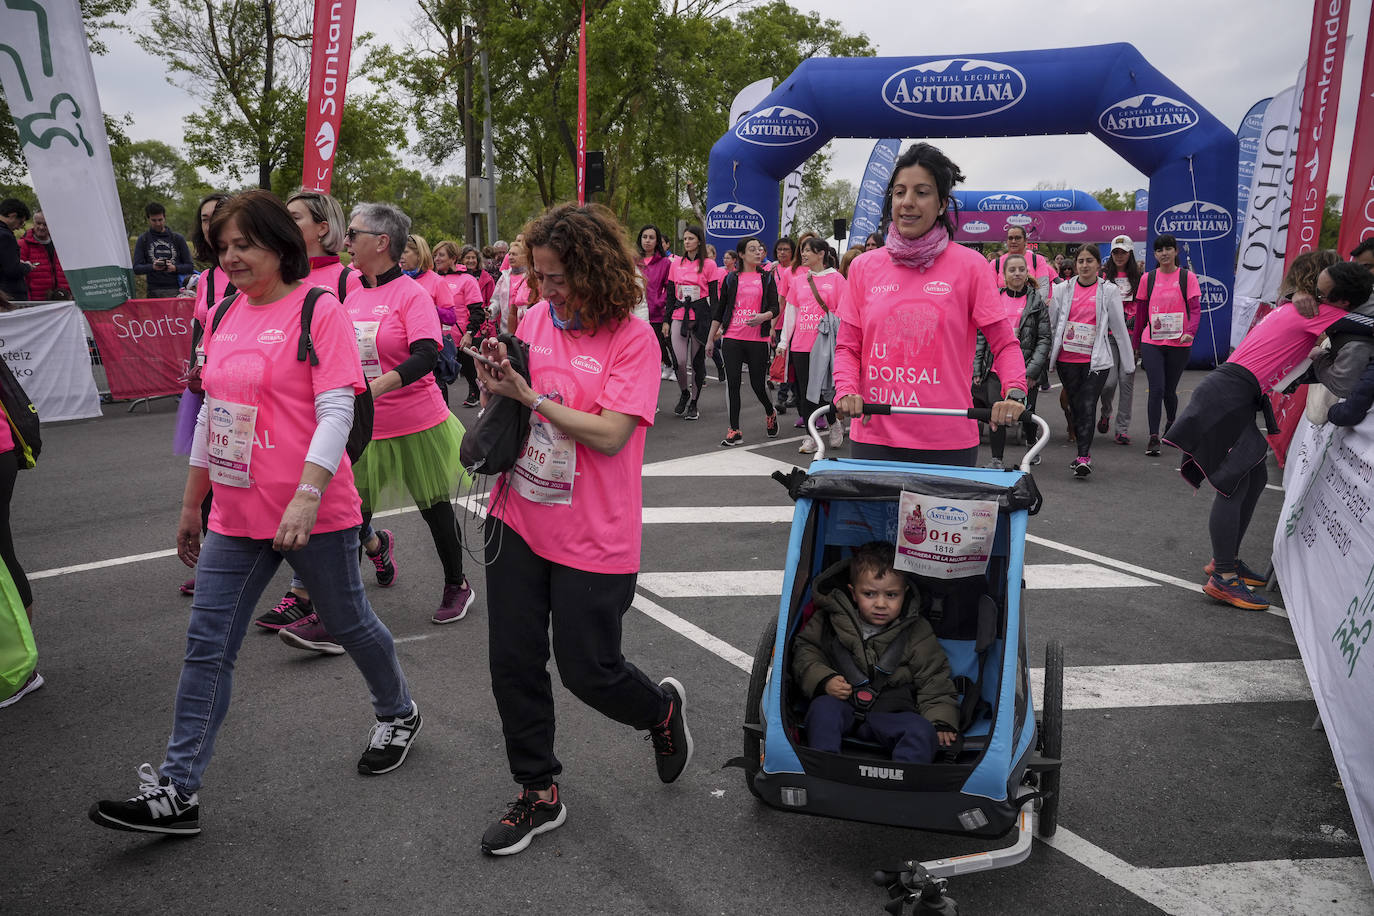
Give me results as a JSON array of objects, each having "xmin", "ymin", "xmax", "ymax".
[
  {"xmin": 571, "ymin": 355, "xmax": 603, "ymax": 374},
  {"xmin": 212, "ymin": 332, "xmax": 238, "ymax": 342},
  {"xmin": 733, "ymin": 105, "xmax": 820, "ymax": 147},
  {"xmin": 923, "ymin": 281, "xmax": 952, "ymax": 295},
  {"xmin": 870, "ymin": 283, "xmax": 901, "ymax": 295},
  {"xmin": 257, "ymin": 329, "xmax": 287, "ymax": 344},
  {"xmin": 1098, "ymin": 93, "xmax": 1199, "ymax": 140},
  {"xmin": 529, "ymin": 344, "xmax": 554, "ymax": 357},
  {"xmin": 882, "ymin": 58, "xmax": 1027, "ymax": 120}
]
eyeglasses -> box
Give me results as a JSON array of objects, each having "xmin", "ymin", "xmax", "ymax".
[
  {"xmin": 345, "ymin": 228, "xmax": 381, "ymax": 241},
  {"xmin": 1314, "ymin": 291, "xmax": 1329, "ymax": 303}
]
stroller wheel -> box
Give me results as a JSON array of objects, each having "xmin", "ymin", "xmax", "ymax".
[
  {"xmin": 743, "ymin": 617, "xmax": 778, "ymax": 801},
  {"xmin": 1037, "ymin": 639, "xmax": 1064, "ymax": 838}
]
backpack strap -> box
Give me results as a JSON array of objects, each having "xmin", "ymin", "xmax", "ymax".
[
  {"xmin": 209, "ymin": 291, "xmax": 239, "ymax": 334},
  {"xmin": 297, "ymin": 286, "xmax": 327, "ymax": 366},
  {"xmin": 337, "ymin": 265, "xmax": 353, "ymax": 302},
  {"xmin": 1139, "ymin": 269, "xmax": 1155, "ymax": 305}
]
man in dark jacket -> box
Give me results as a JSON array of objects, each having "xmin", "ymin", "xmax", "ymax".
[
  {"xmin": 0, "ymin": 197, "xmax": 33, "ymax": 301},
  {"xmin": 18, "ymin": 210, "xmax": 70, "ymax": 300},
  {"xmin": 132, "ymin": 202, "xmax": 193, "ymax": 297},
  {"xmin": 792, "ymin": 541, "xmax": 958, "ymax": 764}
]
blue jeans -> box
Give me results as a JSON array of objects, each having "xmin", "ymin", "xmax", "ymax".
[
  {"xmin": 804, "ymin": 694, "xmax": 938, "ymax": 764},
  {"xmin": 160, "ymin": 527, "xmax": 412, "ymax": 793}
]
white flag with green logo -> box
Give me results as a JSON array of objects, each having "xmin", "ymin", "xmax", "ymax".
[{"xmin": 0, "ymin": 0, "xmax": 133, "ymax": 308}]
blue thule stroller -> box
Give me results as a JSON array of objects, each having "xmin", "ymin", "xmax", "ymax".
[{"xmin": 742, "ymin": 405, "xmax": 1063, "ymax": 915}]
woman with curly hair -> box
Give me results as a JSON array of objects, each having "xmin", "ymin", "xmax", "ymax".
[{"xmin": 474, "ymin": 202, "xmax": 691, "ymax": 857}]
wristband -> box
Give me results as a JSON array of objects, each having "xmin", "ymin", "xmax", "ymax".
[
  {"xmin": 296, "ymin": 483, "xmax": 322, "ymax": 499},
  {"xmin": 529, "ymin": 394, "xmax": 550, "ymax": 415}
]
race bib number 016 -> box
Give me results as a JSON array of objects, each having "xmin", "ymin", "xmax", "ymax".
[{"xmin": 894, "ymin": 491, "xmax": 998, "ymax": 579}]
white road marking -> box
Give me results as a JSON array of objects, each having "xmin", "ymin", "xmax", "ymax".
[
  {"xmin": 1040, "ymin": 827, "xmax": 1230, "ymax": 916},
  {"xmin": 1146, "ymin": 855, "xmax": 1374, "ymax": 916},
  {"xmin": 1022, "ymin": 563, "xmax": 1158, "ymax": 589},
  {"xmin": 31, "ymin": 548, "xmax": 177, "ymax": 580},
  {"xmin": 1027, "ymin": 533, "xmax": 1289, "ymax": 620},
  {"xmin": 631, "ymin": 593, "xmax": 752, "ymax": 673},
  {"xmin": 1266, "ymin": 484, "xmax": 1285, "ymax": 492},
  {"xmin": 1029, "ymin": 659, "xmax": 1312, "ymax": 710},
  {"xmin": 643, "ymin": 449, "xmax": 799, "ymax": 479},
  {"xmin": 642, "ymin": 506, "xmax": 793, "ymax": 525}
]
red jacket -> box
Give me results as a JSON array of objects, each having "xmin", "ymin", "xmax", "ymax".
[{"xmin": 18, "ymin": 230, "xmax": 69, "ymax": 299}]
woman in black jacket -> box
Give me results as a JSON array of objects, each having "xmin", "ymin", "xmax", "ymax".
[
  {"xmin": 973, "ymin": 253, "xmax": 1051, "ymax": 467},
  {"xmin": 707, "ymin": 237, "xmax": 780, "ymax": 447}
]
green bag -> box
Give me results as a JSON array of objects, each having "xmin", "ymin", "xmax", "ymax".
[{"xmin": 0, "ymin": 561, "xmax": 37, "ymax": 704}]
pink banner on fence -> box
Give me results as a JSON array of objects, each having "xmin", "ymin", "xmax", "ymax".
[
  {"xmin": 1337, "ymin": 7, "xmax": 1374, "ymax": 257},
  {"xmin": 955, "ymin": 211, "xmax": 1147, "ymax": 244},
  {"xmin": 85, "ymin": 298, "xmax": 194, "ymax": 400}
]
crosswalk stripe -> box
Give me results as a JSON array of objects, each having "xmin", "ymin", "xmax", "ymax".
[{"xmin": 1029, "ymin": 659, "xmax": 1312, "ymax": 710}]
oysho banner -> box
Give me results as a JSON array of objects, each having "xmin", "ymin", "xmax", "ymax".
[
  {"xmin": 1234, "ymin": 98, "xmax": 1271, "ymax": 254},
  {"xmin": 0, "ymin": 301, "xmax": 100, "ymax": 421},
  {"xmin": 85, "ymin": 297, "xmax": 195, "ymax": 400},
  {"xmin": 301, "ymin": 0, "xmax": 358, "ymax": 193},
  {"xmin": 1274, "ymin": 414, "xmax": 1374, "ymax": 885},
  {"xmin": 848, "ymin": 139, "xmax": 900, "ymax": 250},
  {"xmin": 955, "ymin": 210, "xmax": 1146, "ymax": 244},
  {"xmin": 0, "ymin": 0, "xmax": 134, "ymax": 308}
]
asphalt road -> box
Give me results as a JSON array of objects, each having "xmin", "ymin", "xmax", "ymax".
[{"xmin": 2, "ymin": 368, "xmax": 1371, "ymax": 915}]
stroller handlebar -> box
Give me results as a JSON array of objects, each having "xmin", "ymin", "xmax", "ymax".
[{"xmin": 809, "ymin": 405, "xmax": 1052, "ymax": 472}]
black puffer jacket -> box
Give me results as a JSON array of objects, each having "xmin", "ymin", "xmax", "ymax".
[{"xmin": 973, "ymin": 284, "xmax": 1051, "ymax": 385}]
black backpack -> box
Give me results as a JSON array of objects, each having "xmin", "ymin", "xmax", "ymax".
[
  {"xmin": 0, "ymin": 356, "xmax": 40, "ymax": 469},
  {"xmin": 210, "ymin": 287, "xmax": 374, "ymax": 463}
]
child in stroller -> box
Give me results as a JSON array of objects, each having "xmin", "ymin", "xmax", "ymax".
[{"xmin": 791, "ymin": 541, "xmax": 959, "ymax": 764}]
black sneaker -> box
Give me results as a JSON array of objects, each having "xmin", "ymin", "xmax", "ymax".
[
  {"xmin": 368, "ymin": 529, "xmax": 398, "ymax": 587},
  {"xmin": 1145, "ymin": 435, "xmax": 1161, "ymax": 457},
  {"xmin": 357, "ymin": 703, "xmax": 422, "ymax": 775},
  {"xmin": 89, "ymin": 764, "xmax": 200, "ymax": 836},
  {"xmin": 463, "ymin": 390, "xmax": 481, "ymax": 408},
  {"xmin": 684, "ymin": 400, "xmax": 699, "ymax": 421},
  {"xmin": 648, "ymin": 678, "xmax": 693, "ymax": 784},
  {"xmin": 765, "ymin": 412, "xmax": 779, "ymax": 439},
  {"xmin": 673, "ymin": 390, "xmax": 691, "ymax": 416},
  {"xmin": 254, "ymin": 591, "xmax": 312, "ymax": 631},
  {"xmin": 481, "ymin": 786, "xmax": 567, "ymax": 856}
]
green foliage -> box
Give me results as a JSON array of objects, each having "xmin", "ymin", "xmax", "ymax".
[
  {"xmin": 369, "ymin": 0, "xmax": 873, "ymax": 240},
  {"xmin": 135, "ymin": 0, "xmax": 312, "ymax": 188},
  {"xmin": 1320, "ymin": 193, "xmax": 1341, "ymax": 252},
  {"xmin": 793, "ymin": 176, "xmax": 855, "ymax": 242},
  {"xmin": 1091, "ymin": 188, "xmax": 1134, "ymax": 211},
  {"xmin": 110, "ymin": 138, "xmax": 211, "ymax": 243}
]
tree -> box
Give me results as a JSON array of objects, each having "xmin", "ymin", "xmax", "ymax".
[
  {"xmin": 368, "ymin": 0, "xmax": 873, "ymax": 237},
  {"xmin": 793, "ymin": 177, "xmax": 855, "ymax": 243},
  {"xmin": 135, "ymin": 0, "xmax": 312, "ymax": 189},
  {"xmin": 0, "ymin": 0, "xmax": 136, "ymax": 181},
  {"xmin": 1091, "ymin": 188, "xmax": 1134, "ymax": 211},
  {"xmin": 110, "ymin": 138, "xmax": 210, "ymax": 238},
  {"xmin": 1320, "ymin": 193, "xmax": 1341, "ymax": 252}
]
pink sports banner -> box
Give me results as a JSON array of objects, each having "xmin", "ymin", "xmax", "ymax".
[
  {"xmin": 1284, "ymin": 0, "xmax": 1351, "ymax": 265},
  {"xmin": 85, "ymin": 298, "xmax": 195, "ymax": 400},
  {"xmin": 1337, "ymin": 7, "xmax": 1374, "ymax": 257},
  {"xmin": 955, "ymin": 211, "xmax": 1147, "ymax": 244},
  {"xmin": 302, "ymin": 0, "xmax": 358, "ymax": 193}
]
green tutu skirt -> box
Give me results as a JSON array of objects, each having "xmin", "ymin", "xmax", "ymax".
[{"xmin": 353, "ymin": 413, "xmax": 471, "ymax": 512}]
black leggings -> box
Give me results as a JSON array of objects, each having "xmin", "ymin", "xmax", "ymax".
[
  {"xmin": 1140, "ymin": 343, "xmax": 1191, "ymax": 435},
  {"xmin": 721, "ymin": 338, "xmax": 774, "ymax": 429},
  {"xmin": 1057, "ymin": 361, "xmax": 1109, "ymax": 458},
  {"xmin": 0, "ymin": 450, "xmax": 32, "ymax": 608},
  {"xmin": 362, "ymin": 499, "xmax": 465, "ymax": 585},
  {"xmin": 484, "ymin": 516, "xmax": 668, "ymax": 789},
  {"xmin": 788, "ymin": 349, "xmax": 822, "ymax": 425},
  {"xmin": 457, "ymin": 349, "xmax": 478, "ymax": 394},
  {"xmin": 1209, "ymin": 461, "xmax": 1268, "ymax": 575}
]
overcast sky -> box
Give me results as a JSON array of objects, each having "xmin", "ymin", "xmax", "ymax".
[{"xmin": 91, "ymin": 0, "xmax": 1373, "ymax": 202}]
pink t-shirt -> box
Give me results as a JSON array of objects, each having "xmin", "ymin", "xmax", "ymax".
[
  {"xmin": 492, "ymin": 308, "xmax": 661, "ymax": 574},
  {"xmin": 0, "ymin": 402, "xmax": 13, "ymax": 455},
  {"xmin": 995, "ymin": 251, "xmax": 1054, "ymax": 294},
  {"xmin": 668, "ymin": 255, "xmax": 721, "ymax": 321},
  {"xmin": 1229, "ymin": 302, "xmax": 1347, "ymax": 393},
  {"xmin": 412, "ymin": 270, "xmax": 457, "ymax": 316},
  {"xmin": 1140, "ymin": 269, "xmax": 1202, "ymax": 347},
  {"xmin": 201, "ymin": 285, "xmax": 365, "ymax": 538},
  {"xmin": 787, "ymin": 270, "xmax": 846, "ymax": 353},
  {"xmin": 306, "ymin": 258, "xmax": 365, "ymax": 303},
  {"xmin": 1058, "ymin": 281, "xmax": 1099, "ymax": 364},
  {"xmin": 194, "ymin": 265, "xmax": 230, "ymax": 326},
  {"xmin": 774, "ymin": 264, "xmax": 804, "ymax": 302},
  {"xmin": 997, "ymin": 289, "xmax": 1028, "ymax": 325},
  {"xmin": 342, "ymin": 275, "xmax": 449, "ymax": 440},
  {"xmin": 439, "ymin": 270, "xmax": 484, "ymax": 308},
  {"xmin": 724, "ymin": 272, "xmax": 767, "ymax": 341},
  {"xmin": 833, "ymin": 245, "xmax": 1027, "ymax": 450}
]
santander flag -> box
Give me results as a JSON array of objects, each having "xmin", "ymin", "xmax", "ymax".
[
  {"xmin": 302, "ymin": 0, "xmax": 358, "ymax": 193},
  {"xmin": 1337, "ymin": 8, "xmax": 1374, "ymax": 258},
  {"xmin": 1283, "ymin": 0, "xmax": 1351, "ymax": 265}
]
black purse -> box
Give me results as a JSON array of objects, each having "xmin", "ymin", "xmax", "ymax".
[{"xmin": 459, "ymin": 332, "xmax": 532, "ymax": 475}]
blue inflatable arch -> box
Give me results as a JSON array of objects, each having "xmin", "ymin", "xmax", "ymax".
[{"xmin": 706, "ymin": 44, "xmax": 1238, "ymax": 366}]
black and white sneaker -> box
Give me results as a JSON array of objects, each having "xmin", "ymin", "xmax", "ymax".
[
  {"xmin": 480, "ymin": 786, "xmax": 567, "ymax": 856},
  {"xmin": 684, "ymin": 400, "xmax": 699, "ymax": 421},
  {"xmin": 648, "ymin": 678, "xmax": 693, "ymax": 784},
  {"xmin": 253, "ymin": 591, "xmax": 312, "ymax": 631},
  {"xmin": 89, "ymin": 763, "xmax": 200, "ymax": 836},
  {"xmin": 357, "ymin": 703, "xmax": 422, "ymax": 775}
]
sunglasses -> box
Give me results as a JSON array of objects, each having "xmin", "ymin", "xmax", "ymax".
[{"xmin": 345, "ymin": 228, "xmax": 381, "ymax": 241}]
